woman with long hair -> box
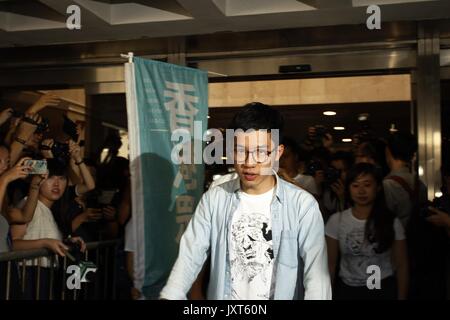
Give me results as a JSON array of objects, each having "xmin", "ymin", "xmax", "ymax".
[{"xmin": 325, "ymin": 163, "xmax": 409, "ymax": 300}]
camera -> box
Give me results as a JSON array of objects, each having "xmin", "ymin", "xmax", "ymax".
[
  {"xmin": 305, "ymin": 160, "xmax": 323, "ymax": 176},
  {"xmin": 35, "ymin": 117, "xmax": 50, "ymax": 134},
  {"xmin": 63, "ymin": 115, "xmax": 79, "ymax": 142},
  {"xmin": 325, "ymin": 166, "xmax": 341, "ymax": 185},
  {"xmin": 51, "ymin": 141, "xmax": 70, "ymax": 162}
]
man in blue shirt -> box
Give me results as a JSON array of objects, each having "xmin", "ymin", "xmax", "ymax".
[{"xmin": 160, "ymin": 102, "xmax": 331, "ymax": 300}]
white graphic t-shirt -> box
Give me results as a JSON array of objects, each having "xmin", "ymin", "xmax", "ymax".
[
  {"xmin": 229, "ymin": 188, "xmax": 275, "ymax": 300},
  {"xmin": 325, "ymin": 208, "xmax": 405, "ymax": 287}
]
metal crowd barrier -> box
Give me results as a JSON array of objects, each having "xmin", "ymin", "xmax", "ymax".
[{"xmin": 0, "ymin": 239, "xmax": 120, "ymax": 300}]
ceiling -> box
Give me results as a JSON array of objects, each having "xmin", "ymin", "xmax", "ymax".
[
  {"xmin": 208, "ymin": 101, "xmax": 411, "ymax": 149},
  {"xmin": 0, "ymin": 0, "xmax": 450, "ymax": 48}
]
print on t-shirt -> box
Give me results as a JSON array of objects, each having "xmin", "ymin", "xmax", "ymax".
[
  {"xmin": 344, "ymin": 228, "xmax": 379, "ymax": 270},
  {"xmin": 230, "ymin": 210, "xmax": 274, "ymax": 299}
]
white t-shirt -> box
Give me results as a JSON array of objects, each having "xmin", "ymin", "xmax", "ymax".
[
  {"xmin": 229, "ymin": 188, "xmax": 275, "ymax": 300},
  {"xmin": 18, "ymin": 198, "xmax": 62, "ymax": 267},
  {"xmin": 325, "ymin": 208, "xmax": 405, "ymax": 287},
  {"xmin": 293, "ymin": 174, "xmax": 318, "ymax": 195}
]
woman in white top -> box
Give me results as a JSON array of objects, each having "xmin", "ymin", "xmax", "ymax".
[
  {"xmin": 10, "ymin": 159, "xmax": 86, "ymax": 299},
  {"xmin": 325, "ymin": 163, "xmax": 409, "ymax": 300}
]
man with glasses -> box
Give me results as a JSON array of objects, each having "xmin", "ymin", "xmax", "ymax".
[{"xmin": 160, "ymin": 102, "xmax": 331, "ymax": 300}]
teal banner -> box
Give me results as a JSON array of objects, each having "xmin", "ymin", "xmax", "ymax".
[{"xmin": 125, "ymin": 57, "xmax": 208, "ymax": 298}]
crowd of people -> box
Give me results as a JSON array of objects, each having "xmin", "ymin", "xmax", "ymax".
[
  {"xmin": 0, "ymin": 96, "xmax": 449, "ymax": 300},
  {"xmin": 0, "ymin": 94, "xmax": 132, "ymax": 299},
  {"xmin": 195, "ymin": 104, "xmax": 450, "ymax": 300}
]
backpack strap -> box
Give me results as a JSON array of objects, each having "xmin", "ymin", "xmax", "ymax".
[{"xmin": 386, "ymin": 175, "xmax": 415, "ymax": 200}]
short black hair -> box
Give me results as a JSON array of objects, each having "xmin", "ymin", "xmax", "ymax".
[
  {"xmin": 47, "ymin": 158, "xmax": 69, "ymax": 178},
  {"xmin": 229, "ymin": 102, "xmax": 284, "ymax": 142},
  {"xmin": 386, "ymin": 132, "xmax": 417, "ymax": 162}
]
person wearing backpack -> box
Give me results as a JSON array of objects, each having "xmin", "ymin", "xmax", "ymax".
[{"xmin": 383, "ymin": 132, "xmax": 427, "ymax": 230}]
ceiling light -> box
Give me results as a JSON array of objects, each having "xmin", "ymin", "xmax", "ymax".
[
  {"xmin": 342, "ymin": 138, "xmax": 352, "ymax": 143},
  {"xmin": 358, "ymin": 113, "xmax": 369, "ymax": 121},
  {"xmin": 333, "ymin": 126, "xmax": 345, "ymax": 131},
  {"xmin": 323, "ymin": 111, "xmax": 336, "ymax": 116}
]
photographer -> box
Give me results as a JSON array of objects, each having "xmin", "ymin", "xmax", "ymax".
[
  {"xmin": 321, "ymin": 151, "xmax": 353, "ymax": 220},
  {"xmin": 5, "ymin": 94, "xmax": 59, "ymax": 165},
  {"xmin": 40, "ymin": 138, "xmax": 95, "ymax": 195},
  {"xmin": 383, "ymin": 132, "xmax": 427, "ymax": 229},
  {"xmin": 302, "ymin": 125, "xmax": 334, "ymax": 153}
]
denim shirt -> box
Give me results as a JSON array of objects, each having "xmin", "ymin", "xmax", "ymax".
[{"xmin": 160, "ymin": 173, "xmax": 332, "ymax": 300}]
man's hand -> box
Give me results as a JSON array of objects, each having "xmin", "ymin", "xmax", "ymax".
[{"xmin": 27, "ymin": 94, "xmax": 60, "ymax": 115}]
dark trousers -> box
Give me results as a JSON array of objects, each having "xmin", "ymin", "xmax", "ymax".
[{"xmin": 334, "ymin": 275, "xmax": 397, "ymax": 300}]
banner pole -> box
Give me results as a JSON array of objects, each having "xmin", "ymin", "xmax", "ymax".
[{"xmin": 120, "ymin": 52, "xmax": 134, "ymax": 63}]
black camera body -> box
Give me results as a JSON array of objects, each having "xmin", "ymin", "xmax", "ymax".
[
  {"xmin": 305, "ymin": 160, "xmax": 323, "ymax": 176},
  {"xmin": 51, "ymin": 141, "xmax": 70, "ymax": 162},
  {"xmin": 35, "ymin": 117, "xmax": 49, "ymax": 134},
  {"xmin": 325, "ymin": 166, "xmax": 341, "ymax": 185},
  {"xmin": 63, "ymin": 115, "xmax": 79, "ymax": 142}
]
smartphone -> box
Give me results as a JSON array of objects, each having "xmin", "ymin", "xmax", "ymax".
[
  {"xmin": 24, "ymin": 160, "xmax": 48, "ymax": 175},
  {"xmin": 98, "ymin": 189, "xmax": 118, "ymax": 206}
]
